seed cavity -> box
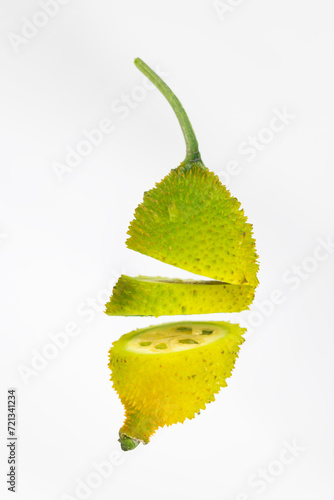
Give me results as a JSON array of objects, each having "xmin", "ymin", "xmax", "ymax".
[
  {"xmin": 139, "ymin": 342, "xmax": 152, "ymax": 346},
  {"xmin": 176, "ymin": 327, "xmax": 192, "ymax": 332},
  {"xmin": 178, "ymin": 339, "xmax": 198, "ymax": 345},
  {"xmin": 155, "ymin": 343, "xmax": 167, "ymax": 350},
  {"xmin": 201, "ymin": 329, "xmax": 213, "ymax": 335}
]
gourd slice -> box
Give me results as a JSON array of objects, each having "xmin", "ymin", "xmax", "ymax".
[
  {"xmin": 105, "ymin": 275, "xmax": 256, "ymax": 316},
  {"xmin": 127, "ymin": 166, "xmax": 258, "ymax": 286},
  {"xmin": 109, "ymin": 320, "xmax": 245, "ymax": 450},
  {"xmin": 125, "ymin": 59, "xmax": 259, "ymax": 286}
]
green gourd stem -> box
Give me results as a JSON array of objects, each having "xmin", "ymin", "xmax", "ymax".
[{"xmin": 134, "ymin": 58, "xmax": 202, "ymax": 165}]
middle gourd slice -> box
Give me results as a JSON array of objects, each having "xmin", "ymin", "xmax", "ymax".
[{"xmin": 105, "ymin": 275, "xmax": 255, "ymax": 316}]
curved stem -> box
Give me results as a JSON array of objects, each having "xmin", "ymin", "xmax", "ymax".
[{"xmin": 134, "ymin": 58, "xmax": 202, "ymax": 164}]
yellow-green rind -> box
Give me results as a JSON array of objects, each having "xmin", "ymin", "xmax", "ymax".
[
  {"xmin": 105, "ymin": 275, "xmax": 256, "ymax": 316},
  {"xmin": 109, "ymin": 321, "xmax": 245, "ymax": 447},
  {"xmin": 126, "ymin": 164, "xmax": 259, "ymax": 286}
]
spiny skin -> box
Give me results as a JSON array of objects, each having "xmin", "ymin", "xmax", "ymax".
[
  {"xmin": 126, "ymin": 163, "xmax": 259, "ymax": 286},
  {"xmin": 109, "ymin": 321, "xmax": 245, "ymax": 448},
  {"xmin": 105, "ymin": 275, "xmax": 256, "ymax": 316}
]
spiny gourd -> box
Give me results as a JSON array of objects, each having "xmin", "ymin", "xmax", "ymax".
[
  {"xmin": 105, "ymin": 275, "xmax": 255, "ymax": 316},
  {"xmin": 107, "ymin": 60, "xmax": 258, "ymax": 452},
  {"xmin": 106, "ymin": 59, "xmax": 259, "ymax": 316},
  {"xmin": 127, "ymin": 58, "xmax": 259, "ymax": 285},
  {"xmin": 109, "ymin": 321, "xmax": 245, "ymax": 450}
]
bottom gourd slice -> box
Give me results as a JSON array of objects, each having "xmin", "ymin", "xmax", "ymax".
[
  {"xmin": 109, "ymin": 320, "xmax": 245, "ymax": 450},
  {"xmin": 105, "ymin": 275, "xmax": 255, "ymax": 316}
]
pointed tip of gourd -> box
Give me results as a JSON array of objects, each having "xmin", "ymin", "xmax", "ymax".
[{"xmin": 118, "ymin": 432, "xmax": 141, "ymax": 451}]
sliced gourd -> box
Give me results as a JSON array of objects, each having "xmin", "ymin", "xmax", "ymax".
[
  {"xmin": 125, "ymin": 59, "xmax": 259, "ymax": 287},
  {"xmin": 109, "ymin": 320, "xmax": 245, "ymax": 450},
  {"xmin": 105, "ymin": 275, "xmax": 256, "ymax": 316}
]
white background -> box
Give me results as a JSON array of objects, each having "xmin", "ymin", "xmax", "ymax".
[{"xmin": 1, "ymin": 1, "xmax": 334, "ymax": 499}]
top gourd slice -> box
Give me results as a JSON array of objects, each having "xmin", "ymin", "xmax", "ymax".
[{"xmin": 126, "ymin": 59, "xmax": 259, "ymax": 286}]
